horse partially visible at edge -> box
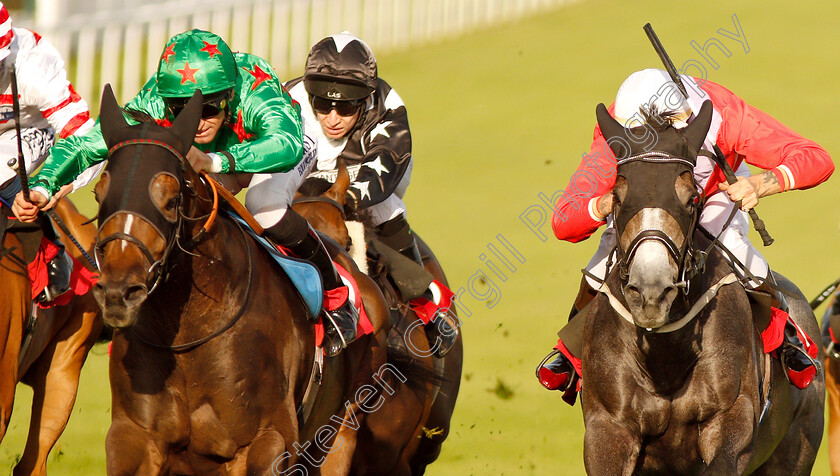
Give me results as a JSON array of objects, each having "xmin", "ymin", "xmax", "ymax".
[
  {"xmin": 0, "ymin": 197, "xmax": 102, "ymax": 476},
  {"xmin": 580, "ymin": 100, "xmax": 824, "ymax": 475},
  {"xmin": 91, "ymin": 84, "xmax": 395, "ymax": 475},
  {"xmin": 293, "ymin": 165, "xmax": 462, "ymax": 475}
]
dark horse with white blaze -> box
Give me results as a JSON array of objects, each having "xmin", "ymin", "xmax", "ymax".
[
  {"xmin": 91, "ymin": 85, "xmax": 389, "ymax": 475},
  {"xmin": 581, "ymin": 100, "xmax": 824, "ymax": 475}
]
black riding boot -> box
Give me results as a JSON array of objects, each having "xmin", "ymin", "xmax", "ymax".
[
  {"xmin": 265, "ymin": 210, "xmax": 358, "ymax": 357},
  {"xmin": 378, "ymin": 215, "xmax": 458, "ymax": 358},
  {"xmin": 37, "ymin": 216, "xmax": 73, "ymax": 303}
]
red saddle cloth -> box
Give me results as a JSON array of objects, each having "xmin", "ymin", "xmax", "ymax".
[
  {"xmin": 27, "ymin": 237, "xmax": 98, "ymax": 309},
  {"xmin": 552, "ymin": 305, "xmax": 818, "ymax": 396},
  {"xmin": 313, "ymin": 262, "xmax": 375, "ymax": 347}
]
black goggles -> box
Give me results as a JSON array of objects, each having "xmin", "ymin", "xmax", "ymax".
[
  {"xmin": 311, "ymin": 96, "xmax": 362, "ymax": 116},
  {"xmin": 165, "ymin": 93, "xmax": 229, "ymax": 119}
]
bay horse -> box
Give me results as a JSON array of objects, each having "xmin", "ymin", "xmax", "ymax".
[
  {"xmin": 0, "ymin": 197, "xmax": 102, "ymax": 476},
  {"xmin": 92, "ymin": 84, "xmax": 390, "ymax": 475},
  {"xmin": 293, "ymin": 166, "xmax": 462, "ymax": 475},
  {"xmin": 581, "ymin": 100, "xmax": 824, "ymax": 475}
]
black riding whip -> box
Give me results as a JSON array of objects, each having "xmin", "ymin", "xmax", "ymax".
[
  {"xmin": 9, "ymin": 65, "xmax": 98, "ymax": 270},
  {"xmin": 642, "ymin": 23, "xmax": 773, "ymax": 246},
  {"xmin": 8, "ymin": 65, "xmax": 29, "ymax": 202}
]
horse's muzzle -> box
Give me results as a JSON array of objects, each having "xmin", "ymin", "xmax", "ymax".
[{"xmin": 92, "ymin": 280, "xmax": 149, "ymax": 328}]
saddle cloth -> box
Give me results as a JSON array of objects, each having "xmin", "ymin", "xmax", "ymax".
[
  {"xmin": 227, "ymin": 211, "xmax": 323, "ymax": 317},
  {"xmin": 28, "ymin": 236, "xmax": 98, "ymax": 309}
]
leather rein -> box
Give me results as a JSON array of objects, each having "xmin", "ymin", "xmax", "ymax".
[{"xmin": 95, "ymin": 138, "xmax": 257, "ymax": 352}]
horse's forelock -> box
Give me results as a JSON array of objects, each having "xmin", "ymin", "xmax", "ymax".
[{"xmin": 638, "ymin": 105, "xmax": 681, "ymax": 133}]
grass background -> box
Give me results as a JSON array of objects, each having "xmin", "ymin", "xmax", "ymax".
[{"xmin": 3, "ymin": 0, "xmax": 840, "ymax": 473}]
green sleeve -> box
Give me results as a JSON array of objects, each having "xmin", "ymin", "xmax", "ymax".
[
  {"xmin": 30, "ymin": 122, "xmax": 107, "ymax": 196},
  {"xmin": 30, "ymin": 77, "xmax": 164, "ymax": 195},
  {"xmin": 221, "ymin": 59, "xmax": 304, "ymax": 173}
]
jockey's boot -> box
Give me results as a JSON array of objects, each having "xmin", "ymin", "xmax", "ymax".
[
  {"xmin": 265, "ymin": 211, "xmax": 358, "ymax": 357},
  {"xmin": 536, "ymin": 277, "xmax": 595, "ymax": 403},
  {"xmin": 37, "ymin": 217, "xmax": 73, "ymax": 303},
  {"xmin": 537, "ymin": 350, "xmax": 575, "ymax": 392},
  {"xmin": 379, "ymin": 215, "xmax": 458, "ymax": 358},
  {"xmin": 782, "ymin": 319, "xmax": 817, "ymax": 389},
  {"xmin": 759, "ymin": 280, "xmax": 817, "ymax": 389}
]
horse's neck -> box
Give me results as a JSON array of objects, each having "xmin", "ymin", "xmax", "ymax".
[{"xmin": 142, "ymin": 217, "xmax": 250, "ymax": 333}]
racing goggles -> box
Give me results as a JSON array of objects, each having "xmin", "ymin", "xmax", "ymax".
[
  {"xmin": 165, "ymin": 91, "xmax": 230, "ymax": 119},
  {"xmin": 311, "ymin": 96, "xmax": 363, "ymax": 116}
]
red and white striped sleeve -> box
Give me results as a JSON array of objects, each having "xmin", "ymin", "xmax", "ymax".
[{"xmin": 18, "ymin": 29, "xmax": 94, "ymax": 139}]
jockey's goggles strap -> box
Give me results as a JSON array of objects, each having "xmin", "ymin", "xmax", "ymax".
[{"xmin": 108, "ymin": 139, "xmax": 186, "ymax": 164}]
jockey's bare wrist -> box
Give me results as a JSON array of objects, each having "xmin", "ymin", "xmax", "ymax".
[
  {"xmin": 591, "ymin": 193, "xmax": 613, "ymax": 221},
  {"xmin": 31, "ymin": 186, "xmax": 52, "ymax": 204},
  {"xmin": 752, "ymin": 170, "xmax": 782, "ymax": 197}
]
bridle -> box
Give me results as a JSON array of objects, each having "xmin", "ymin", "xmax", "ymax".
[
  {"xmin": 94, "ymin": 138, "xmax": 219, "ymax": 295},
  {"xmin": 613, "ymin": 151, "xmax": 703, "ymax": 291}
]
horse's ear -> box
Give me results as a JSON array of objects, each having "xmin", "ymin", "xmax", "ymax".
[
  {"xmin": 596, "ymin": 103, "xmax": 629, "ymax": 159},
  {"xmin": 170, "ymin": 90, "xmax": 203, "ymax": 155},
  {"xmin": 325, "ymin": 159, "xmax": 350, "ymax": 204},
  {"xmin": 683, "ymin": 100, "xmax": 713, "ymax": 153},
  {"xmin": 99, "ymin": 84, "xmax": 128, "ymax": 148}
]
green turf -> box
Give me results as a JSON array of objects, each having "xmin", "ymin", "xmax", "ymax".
[{"xmin": 3, "ymin": 0, "xmax": 840, "ymax": 473}]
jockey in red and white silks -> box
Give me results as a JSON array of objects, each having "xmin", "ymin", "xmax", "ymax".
[
  {"xmin": 537, "ymin": 68, "xmax": 832, "ymax": 396},
  {"xmin": 553, "ymin": 69, "xmax": 833, "ymax": 289},
  {"xmin": 0, "ymin": 21, "xmax": 94, "ymax": 203}
]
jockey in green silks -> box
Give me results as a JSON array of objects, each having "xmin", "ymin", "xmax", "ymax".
[{"xmin": 13, "ymin": 29, "xmax": 360, "ymax": 356}]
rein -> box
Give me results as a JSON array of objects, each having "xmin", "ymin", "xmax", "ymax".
[
  {"xmin": 96, "ymin": 139, "xmax": 219, "ymax": 294},
  {"xmin": 128, "ymin": 219, "xmax": 255, "ymax": 352},
  {"xmin": 292, "ymin": 196, "xmax": 346, "ymax": 220}
]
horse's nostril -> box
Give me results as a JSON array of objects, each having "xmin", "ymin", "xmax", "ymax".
[
  {"xmin": 124, "ymin": 284, "xmax": 148, "ymax": 304},
  {"xmin": 662, "ymin": 285, "xmax": 678, "ymax": 304}
]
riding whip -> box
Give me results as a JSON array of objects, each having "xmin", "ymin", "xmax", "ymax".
[
  {"xmin": 642, "ymin": 23, "xmax": 773, "ymax": 246},
  {"xmin": 9, "ymin": 65, "xmax": 98, "ymax": 269},
  {"xmin": 8, "ymin": 65, "xmax": 30, "ymax": 202}
]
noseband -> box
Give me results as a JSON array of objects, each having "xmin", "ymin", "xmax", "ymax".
[
  {"xmin": 95, "ymin": 138, "xmax": 218, "ymax": 294},
  {"xmin": 614, "ymin": 151, "xmax": 702, "ymax": 289}
]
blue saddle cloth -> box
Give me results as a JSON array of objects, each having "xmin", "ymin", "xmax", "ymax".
[{"xmin": 226, "ymin": 212, "xmax": 323, "ymax": 317}]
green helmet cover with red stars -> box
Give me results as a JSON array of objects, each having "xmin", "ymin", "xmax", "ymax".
[{"xmin": 156, "ymin": 29, "xmax": 238, "ymax": 98}]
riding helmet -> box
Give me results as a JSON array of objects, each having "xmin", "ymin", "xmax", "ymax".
[
  {"xmin": 304, "ymin": 33, "xmax": 377, "ymax": 101},
  {"xmin": 156, "ymin": 29, "xmax": 238, "ymax": 98}
]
